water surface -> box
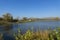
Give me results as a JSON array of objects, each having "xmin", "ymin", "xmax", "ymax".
[{"xmin": 13, "ymin": 21, "xmax": 60, "ymax": 33}]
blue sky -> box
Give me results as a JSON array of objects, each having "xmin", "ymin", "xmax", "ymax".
[{"xmin": 0, "ymin": 0, "xmax": 60, "ymax": 18}]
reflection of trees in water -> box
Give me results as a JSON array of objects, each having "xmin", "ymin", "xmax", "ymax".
[
  {"xmin": 0, "ymin": 22, "xmax": 13, "ymax": 34},
  {"xmin": 0, "ymin": 23, "xmax": 14, "ymax": 40},
  {"xmin": 3, "ymin": 32, "xmax": 15, "ymax": 40},
  {"xmin": 4, "ymin": 24, "xmax": 13, "ymax": 31}
]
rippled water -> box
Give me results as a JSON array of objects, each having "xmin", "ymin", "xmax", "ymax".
[
  {"xmin": 0, "ymin": 21, "xmax": 60, "ymax": 34},
  {"xmin": 0, "ymin": 21, "xmax": 60, "ymax": 40},
  {"xmin": 12, "ymin": 21, "xmax": 60, "ymax": 33}
]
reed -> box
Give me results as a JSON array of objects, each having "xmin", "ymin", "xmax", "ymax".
[{"xmin": 13, "ymin": 27, "xmax": 60, "ymax": 40}]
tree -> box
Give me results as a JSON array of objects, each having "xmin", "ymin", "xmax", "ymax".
[
  {"xmin": 55, "ymin": 17, "xmax": 59, "ymax": 21},
  {"xmin": 12, "ymin": 17, "xmax": 19, "ymax": 22},
  {"xmin": 2, "ymin": 13, "xmax": 13, "ymax": 22},
  {"xmin": 23, "ymin": 17, "xmax": 28, "ymax": 21}
]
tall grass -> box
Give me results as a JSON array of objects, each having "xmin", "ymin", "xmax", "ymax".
[
  {"xmin": 14, "ymin": 27, "xmax": 60, "ymax": 40},
  {"xmin": 0, "ymin": 27, "xmax": 60, "ymax": 40}
]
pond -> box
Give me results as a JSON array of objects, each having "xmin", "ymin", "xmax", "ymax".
[
  {"xmin": 0, "ymin": 21, "xmax": 60, "ymax": 34},
  {"xmin": 0, "ymin": 21, "xmax": 60, "ymax": 40},
  {"xmin": 12, "ymin": 21, "xmax": 60, "ymax": 33}
]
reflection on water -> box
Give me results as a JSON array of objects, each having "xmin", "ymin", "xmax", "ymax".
[
  {"xmin": 17, "ymin": 21, "xmax": 60, "ymax": 33},
  {"xmin": 0, "ymin": 21, "xmax": 60, "ymax": 33},
  {"xmin": 0, "ymin": 24, "xmax": 14, "ymax": 40}
]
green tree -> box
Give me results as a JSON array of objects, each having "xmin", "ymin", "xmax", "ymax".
[
  {"xmin": 2, "ymin": 13, "xmax": 13, "ymax": 22},
  {"xmin": 23, "ymin": 17, "xmax": 28, "ymax": 21},
  {"xmin": 55, "ymin": 17, "xmax": 59, "ymax": 21}
]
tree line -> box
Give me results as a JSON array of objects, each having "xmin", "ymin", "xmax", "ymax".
[
  {"xmin": 0, "ymin": 13, "xmax": 20, "ymax": 23},
  {"xmin": 0, "ymin": 13, "xmax": 31, "ymax": 23}
]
